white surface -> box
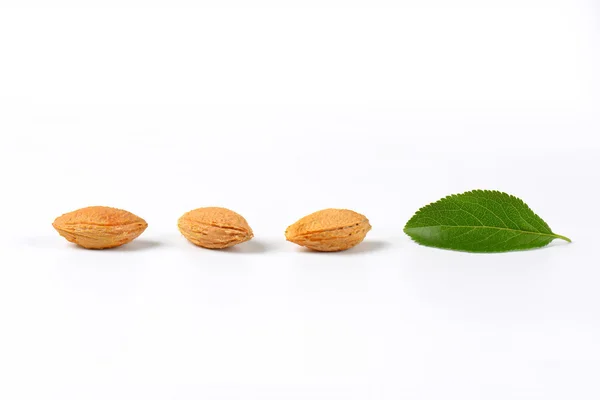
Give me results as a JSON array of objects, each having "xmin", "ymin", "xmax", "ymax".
[{"xmin": 1, "ymin": 1, "xmax": 599, "ymax": 399}]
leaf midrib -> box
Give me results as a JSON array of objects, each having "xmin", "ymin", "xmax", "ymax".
[{"xmin": 404, "ymin": 224, "xmax": 571, "ymax": 242}]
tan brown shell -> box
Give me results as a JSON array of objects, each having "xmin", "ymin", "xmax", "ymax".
[
  {"xmin": 52, "ymin": 206, "xmax": 148, "ymax": 249},
  {"xmin": 285, "ymin": 208, "xmax": 371, "ymax": 252},
  {"xmin": 177, "ymin": 207, "xmax": 253, "ymax": 249}
]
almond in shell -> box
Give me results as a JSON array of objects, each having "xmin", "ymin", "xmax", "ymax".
[
  {"xmin": 53, "ymin": 206, "xmax": 148, "ymax": 249},
  {"xmin": 285, "ymin": 208, "xmax": 371, "ymax": 252},
  {"xmin": 178, "ymin": 207, "xmax": 253, "ymax": 249}
]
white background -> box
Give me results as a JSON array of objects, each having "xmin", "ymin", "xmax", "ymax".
[{"xmin": 1, "ymin": 1, "xmax": 599, "ymax": 399}]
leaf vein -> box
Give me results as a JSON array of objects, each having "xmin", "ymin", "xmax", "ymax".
[
  {"xmin": 460, "ymin": 196, "xmax": 509, "ymax": 228},
  {"xmin": 447, "ymin": 199, "xmax": 485, "ymax": 226}
]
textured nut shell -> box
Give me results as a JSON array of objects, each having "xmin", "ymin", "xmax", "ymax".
[
  {"xmin": 285, "ymin": 208, "xmax": 371, "ymax": 252},
  {"xmin": 178, "ymin": 207, "xmax": 253, "ymax": 249},
  {"xmin": 52, "ymin": 206, "xmax": 148, "ymax": 249}
]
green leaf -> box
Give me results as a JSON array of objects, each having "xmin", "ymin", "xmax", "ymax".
[{"xmin": 403, "ymin": 190, "xmax": 571, "ymax": 253}]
